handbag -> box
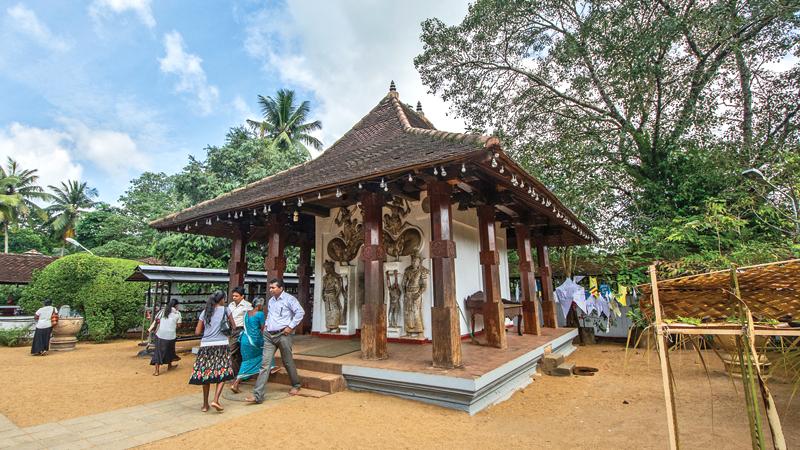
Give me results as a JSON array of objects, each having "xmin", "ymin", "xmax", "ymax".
[
  {"xmin": 219, "ymin": 308, "xmax": 232, "ymax": 337},
  {"xmin": 50, "ymin": 308, "xmax": 59, "ymax": 327}
]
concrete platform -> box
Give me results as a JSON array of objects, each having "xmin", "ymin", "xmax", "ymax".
[{"xmin": 283, "ymin": 327, "xmax": 577, "ymax": 415}]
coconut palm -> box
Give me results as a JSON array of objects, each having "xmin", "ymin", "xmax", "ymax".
[
  {"xmin": 0, "ymin": 158, "xmax": 53, "ymax": 253},
  {"xmin": 0, "ymin": 174, "xmax": 21, "ymax": 253},
  {"xmin": 246, "ymin": 89, "xmax": 322, "ymax": 159},
  {"xmin": 46, "ymin": 180, "xmax": 98, "ymax": 255}
]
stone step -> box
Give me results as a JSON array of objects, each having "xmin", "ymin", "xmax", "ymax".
[
  {"xmin": 270, "ymin": 367, "xmax": 347, "ymax": 393},
  {"xmin": 553, "ymin": 362, "xmax": 575, "ymax": 376},
  {"xmin": 541, "ymin": 354, "xmax": 565, "ymax": 372},
  {"xmin": 276, "ymin": 355, "xmax": 342, "ymax": 375}
]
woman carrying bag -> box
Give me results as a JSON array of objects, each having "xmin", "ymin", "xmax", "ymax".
[
  {"xmin": 149, "ymin": 298, "xmax": 182, "ymax": 376},
  {"xmin": 189, "ymin": 291, "xmax": 236, "ymax": 412}
]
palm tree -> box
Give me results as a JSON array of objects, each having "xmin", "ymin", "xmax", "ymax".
[
  {"xmin": 0, "ymin": 158, "xmax": 52, "ymax": 253},
  {"xmin": 0, "ymin": 174, "xmax": 22, "ymax": 253},
  {"xmin": 246, "ymin": 89, "xmax": 322, "ymax": 159},
  {"xmin": 46, "ymin": 180, "xmax": 98, "ymax": 256}
]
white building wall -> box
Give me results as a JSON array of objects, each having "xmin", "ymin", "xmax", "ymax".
[{"xmin": 312, "ymin": 193, "xmax": 512, "ymax": 339}]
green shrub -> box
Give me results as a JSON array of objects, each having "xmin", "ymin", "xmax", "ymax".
[
  {"xmin": 0, "ymin": 327, "xmax": 32, "ymax": 347},
  {"xmin": 20, "ymin": 253, "xmax": 147, "ymax": 342}
]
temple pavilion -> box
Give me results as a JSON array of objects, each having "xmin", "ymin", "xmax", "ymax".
[{"xmin": 151, "ymin": 82, "xmax": 596, "ymax": 370}]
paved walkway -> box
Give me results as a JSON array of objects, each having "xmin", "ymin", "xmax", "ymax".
[{"xmin": 0, "ymin": 385, "xmax": 300, "ymax": 449}]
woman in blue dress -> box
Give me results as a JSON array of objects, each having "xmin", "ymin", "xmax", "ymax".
[{"xmin": 230, "ymin": 298, "xmax": 276, "ymax": 393}]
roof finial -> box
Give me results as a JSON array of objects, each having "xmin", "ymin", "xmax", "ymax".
[
  {"xmin": 389, "ymin": 80, "xmax": 396, "ymax": 92},
  {"xmin": 416, "ymin": 101, "xmax": 424, "ymax": 115}
]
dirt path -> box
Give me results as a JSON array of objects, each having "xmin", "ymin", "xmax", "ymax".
[
  {"xmin": 0, "ymin": 340, "xmax": 198, "ymax": 427},
  {"xmin": 140, "ymin": 343, "xmax": 798, "ymax": 449}
]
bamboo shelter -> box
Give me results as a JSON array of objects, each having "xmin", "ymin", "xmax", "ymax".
[
  {"xmin": 640, "ymin": 259, "xmax": 800, "ymax": 322},
  {"xmin": 641, "ymin": 261, "xmax": 800, "ymax": 450}
]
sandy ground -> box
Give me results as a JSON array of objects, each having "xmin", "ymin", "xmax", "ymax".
[
  {"xmin": 139, "ymin": 343, "xmax": 799, "ymax": 450},
  {"xmin": 1, "ymin": 340, "xmax": 798, "ymax": 448},
  {"xmin": 0, "ymin": 339, "xmax": 199, "ymax": 427}
]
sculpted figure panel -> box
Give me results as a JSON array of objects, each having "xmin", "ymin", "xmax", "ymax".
[
  {"xmin": 327, "ymin": 206, "xmax": 363, "ymax": 264},
  {"xmin": 402, "ymin": 253, "xmax": 428, "ymax": 336},
  {"xmin": 321, "ymin": 260, "xmax": 345, "ymax": 331}
]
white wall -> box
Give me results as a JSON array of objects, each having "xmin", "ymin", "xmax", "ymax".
[{"xmin": 312, "ymin": 193, "xmax": 512, "ymax": 339}]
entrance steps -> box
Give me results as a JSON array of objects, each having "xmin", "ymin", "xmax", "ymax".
[{"xmin": 273, "ymin": 355, "xmax": 347, "ymax": 394}]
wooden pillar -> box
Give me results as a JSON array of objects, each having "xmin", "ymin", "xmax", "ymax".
[
  {"xmin": 536, "ymin": 243, "xmax": 558, "ymax": 328},
  {"xmin": 228, "ymin": 225, "xmax": 248, "ymax": 300},
  {"xmin": 477, "ymin": 205, "xmax": 508, "ymax": 349},
  {"xmin": 296, "ymin": 234, "xmax": 313, "ymax": 334},
  {"xmin": 428, "ymin": 181, "xmax": 463, "ymax": 368},
  {"xmin": 514, "ymin": 224, "xmax": 541, "ymax": 335},
  {"xmin": 265, "ymin": 214, "xmax": 287, "ymax": 281},
  {"xmin": 360, "ymin": 191, "xmax": 387, "ymax": 360}
]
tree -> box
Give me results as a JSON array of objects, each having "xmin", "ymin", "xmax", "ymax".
[
  {"xmin": 415, "ymin": 0, "xmax": 800, "ymax": 238},
  {"xmin": 0, "ymin": 174, "xmax": 21, "ymax": 254},
  {"xmin": 0, "ymin": 158, "xmax": 52, "ymax": 253},
  {"xmin": 246, "ymin": 89, "xmax": 323, "ymax": 159},
  {"xmin": 46, "ymin": 180, "xmax": 98, "ymax": 255}
]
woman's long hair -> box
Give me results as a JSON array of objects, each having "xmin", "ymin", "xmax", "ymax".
[
  {"xmin": 203, "ymin": 291, "xmax": 226, "ymax": 325},
  {"xmin": 163, "ymin": 298, "xmax": 179, "ymax": 319}
]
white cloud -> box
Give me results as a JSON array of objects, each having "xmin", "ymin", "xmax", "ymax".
[
  {"xmin": 232, "ymin": 95, "xmax": 257, "ymax": 126},
  {"xmin": 60, "ymin": 119, "xmax": 149, "ymax": 176},
  {"xmin": 242, "ymin": 0, "xmax": 470, "ymax": 153},
  {"xmin": 89, "ymin": 0, "xmax": 156, "ymax": 28},
  {"xmin": 6, "ymin": 4, "xmax": 70, "ymax": 52},
  {"xmin": 0, "ymin": 121, "xmax": 149, "ymax": 199},
  {"xmin": 159, "ymin": 31, "xmax": 220, "ymax": 116},
  {"xmin": 0, "ymin": 123, "xmax": 82, "ymax": 192}
]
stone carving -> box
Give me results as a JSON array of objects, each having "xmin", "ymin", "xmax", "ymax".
[
  {"xmin": 386, "ymin": 270, "xmax": 401, "ymax": 328},
  {"xmin": 382, "ymin": 197, "xmax": 423, "ymax": 259},
  {"xmin": 327, "ymin": 206, "xmax": 363, "ymax": 264},
  {"xmin": 402, "ymin": 253, "xmax": 429, "ymax": 336},
  {"xmin": 321, "ymin": 260, "xmax": 345, "ymax": 332}
]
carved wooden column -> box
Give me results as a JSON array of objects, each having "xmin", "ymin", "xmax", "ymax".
[
  {"xmin": 536, "ymin": 243, "xmax": 558, "ymax": 328},
  {"xmin": 360, "ymin": 191, "xmax": 387, "ymax": 360},
  {"xmin": 296, "ymin": 234, "xmax": 313, "ymax": 334},
  {"xmin": 228, "ymin": 224, "xmax": 249, "ymax": 300},
  {"xmin": 477, "ymin": 205, "xmax": 508, "ymax": 349},
  {"xmin": 428, "ymin": 181, "xmax": 462, "ymax": 368},
  {"xmin": 514, "ymin": 224, "xmax": 541, "ymax": 335},
  {"xmin": 265, "ymin": 213, "xmax": 287, "ymax": 281}
]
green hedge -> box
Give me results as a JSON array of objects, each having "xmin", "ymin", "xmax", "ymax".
[{"xmin": 20, "ymin": 253, "xmax": 146, "ymax": 341}]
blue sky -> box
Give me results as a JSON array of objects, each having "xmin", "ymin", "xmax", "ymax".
[{"xmin": 0, "ymin": 0, "xmax": 469, "ymax": 204}]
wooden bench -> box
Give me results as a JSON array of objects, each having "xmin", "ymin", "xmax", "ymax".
[{"xmin": 464, "ymin": 291, "xmax": 523, "ymax": 336}]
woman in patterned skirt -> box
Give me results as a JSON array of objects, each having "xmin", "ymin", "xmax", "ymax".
[{"xmin": 189, "ymin": 291, "xmax": 235, "ymax": 412}]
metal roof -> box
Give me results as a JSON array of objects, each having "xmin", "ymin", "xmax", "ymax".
[{"xmin": 126, "ymin": 265, "xmax": 312, "ymax": 284}]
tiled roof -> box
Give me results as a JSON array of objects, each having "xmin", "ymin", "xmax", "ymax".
[
  {"xmin": 0, "ymin": 252, "xmax": 58, "ymax": 284},
  {"xmin": 151, "ymin": 92, "xmax": 497, "ymax": 229}
]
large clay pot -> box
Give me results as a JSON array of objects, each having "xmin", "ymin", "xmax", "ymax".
[
  {"xmin": 51, "ymin": 317, "xmax": 84, "ymax": 351},
  {"xmin": 714, "ymin": 332, "xmax": 772, "ymax": 379}
]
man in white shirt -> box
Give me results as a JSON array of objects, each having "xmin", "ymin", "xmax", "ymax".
[
  {"xmin": 227, "ymin": 286, "xmax": 252, "ymax": 376},
  {"xmin": 246, "ymin": 278, "xmax": 305, "ymax": 403}
]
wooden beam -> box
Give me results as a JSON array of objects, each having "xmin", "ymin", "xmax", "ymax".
[
  {"xmin": 650, "ymin": 265, "xmax": 680, "ymax": 450},
  {"xmin": 265, "ymin": 213, "xmax": 287, "ymax": 280},
  {"xmin": 428, "ymin": 180, "xmax": 463, "ymax": 368},
  {"xmin": 514, "ymin": 224, "xmax": 541, "ymax": 335},
  {"xmin": 227, "ymin": 223, "xmax": 249, "ymax": 300},
  {"xmin": 295, "ymin": 234, "xmax": 313, "ymax": 335},
  {"xmin": 535, "ymin": 243, "xmax": 558, "ymax": 328},
  {"xmin": 297, "ymin": 203, "xmax": 330, "ymax": 218},
  {"xmin": 359, "ymin": 190, "xmax": 387, "ymax": 360},
  {"xmin": 477, "ymin": 205, "xmax": 508, "ymax": 349}
]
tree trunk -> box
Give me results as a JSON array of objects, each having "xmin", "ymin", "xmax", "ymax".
[
  {"xmin": 3, "ymin": 222, "xmax": 7, "ymax": 254},
  {"xmin": 735, "ymin": 47, "xmax": 754, "ymax": 154}
]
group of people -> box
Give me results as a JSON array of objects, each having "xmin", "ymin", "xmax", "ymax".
[{"xmin": 148, "ymin": 279, "xmax": 305, "ymax": 412}]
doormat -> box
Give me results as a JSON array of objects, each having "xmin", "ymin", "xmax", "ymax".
[{"xmin": 297, "ymin": 340, "xmax": 361, "ymax": 358}]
